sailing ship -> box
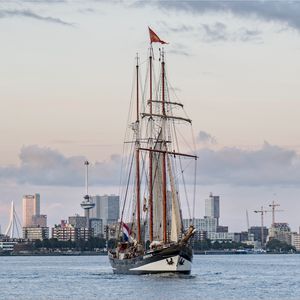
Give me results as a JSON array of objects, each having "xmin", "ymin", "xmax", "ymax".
[{"xmin": 108, "ymin": 28, "xmax": 197, "ymax": 275}]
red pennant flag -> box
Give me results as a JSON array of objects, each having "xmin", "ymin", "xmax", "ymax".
[{"xmin": 148, "ymin": 27, "xmax": 168, "ymax": 44}]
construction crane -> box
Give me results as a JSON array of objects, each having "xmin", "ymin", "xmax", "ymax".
[
  {"xmin": 254, "ymin": 206, "xmax": 268, "ymax": 249},
  {"xmin": 246, "ymin": 209, "xmax": 250, "ymax": 231},
  {"xmin": 246, "ymin": 209, "xmax": 251, "ymax": 241},
  {"xmin": 269, "ymin": 201, "xmax": 283, "ymax": 226}
]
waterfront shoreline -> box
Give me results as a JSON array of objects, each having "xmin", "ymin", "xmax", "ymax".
[{"xmin": 1, "ymin": 251, "xmax": 299, "ymax": 256}]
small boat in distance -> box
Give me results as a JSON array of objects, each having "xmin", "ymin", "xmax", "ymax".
[{"xmin": 109, "ymin": 28, "xmax": 197, "ymax": 275}]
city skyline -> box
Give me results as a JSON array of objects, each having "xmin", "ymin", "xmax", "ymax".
[
  {"xmin": 0, "ymin": 190, "xmax": 298, "ymax": 237},
  {"xmin": 1, "ymin": 1, "xmax": 300, "ymax": 231}
]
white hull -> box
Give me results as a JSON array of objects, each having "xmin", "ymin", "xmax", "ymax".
[
  {"xmin": 129, "ymin": 254, "xmax": 191, "ymax": 273},
  {"xmin": 109, "ymin": 243, "xmax": 193, "ymax": 274}
]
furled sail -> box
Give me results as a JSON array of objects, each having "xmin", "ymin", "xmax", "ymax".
[
  {"xmin": 152, "ymin": 133, "xmax": 164, "ymax": 241},
  {"xmin": 167, "ymin": 155, "xmax": 182, "ymax": 242}
]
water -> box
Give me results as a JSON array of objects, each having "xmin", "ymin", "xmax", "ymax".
[{"xmin": 0, "ymin": 254, "xmax": 299, "ymax": 300}]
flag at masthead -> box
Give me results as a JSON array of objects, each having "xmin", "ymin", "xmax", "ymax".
[{"xmin": 148, "ymin": 27, "xmax": 168, "ymax": 44}]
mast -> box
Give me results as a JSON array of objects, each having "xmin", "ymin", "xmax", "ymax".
[
  {"xmin": 135, "ymin": 54, "xmax": 141, "ymax": 243},
  {"xmin": 161, "ymin": 49, "xmax": 167, "ymax": 243},
  {"xmin": 149, "ymin": 46, "xmax": 154, "ymax": 242}
]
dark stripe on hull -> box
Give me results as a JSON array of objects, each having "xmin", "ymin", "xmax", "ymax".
[{"xmin": 109, "ymin": 244, "xmax": 193, "ymax": 275}]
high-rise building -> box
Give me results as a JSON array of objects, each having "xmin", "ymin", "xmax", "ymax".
[
  {"xmin": 90, "ymin": 218, "xmax": 103, "ymax": 237},
  {"xmin": 90, "ymin": 195, "xmax": 119, "ymax": 234},
  {"xmin": 205, "ymin": 193, "xmax": 220, "ymax": 225},
  {"xmin": 249, "ymin": 226, "xmax": 269, "ymax": 244},
  {"xmin": 90, "ymin": 196, "xmax": 101, "ymax": 219},
  {"xmin": 32, "ymin": 215, "xmax": 47, "ymax": 227},
  {"xmin": 22, "ymin": 194, "xmax": 49, "ymax": 240},
  {"xmin": 22, "ymin": 194, "xmax": 40, "ymax": 227},
  {"xmin": 68, "ymin": 215, "xmax": 87, "ymax": 228}
]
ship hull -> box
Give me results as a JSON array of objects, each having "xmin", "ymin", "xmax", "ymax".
[{"xmin": 109, "ymin": 243, "xmax": 193, "ymax": 275}]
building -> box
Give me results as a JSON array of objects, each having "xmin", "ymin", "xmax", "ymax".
[
  {"xmin": 207, "ymin": 232, "xmax": 241, "ymax": 243},
  {"xmin": 249, "ymin": 226, "xmax": 269, "ymax": 244},
  {"xmin": 0, "ymin": 240, "xmax": 17, "ymax": 252},
  {"xmin": 193, "ymin": 230, "xmax": 207, "ymax": 241},
  {"xmin": 90, "ymin": 218, "xmax": 103, "ymax": 237},
  {"xmin": 52, "ymin": 221, "xmax": 77, "ymax": 241},
  {"xmin": 183, "ymin": 218, "xmax": 218, "ymax": 235},
  {"xmin": 105, "ymin": 222, "xmax": 119, "ymax": 240},
  {"xmin": 22, "ymin": 194, "xmax": 48, "ymax": 240},
  {"xmin": 217, "ymin": 226, "xmax": 228, "ymax": 233},
  {"xmin": 90, "ymin": 195, "xmax": 101, "ymax": 219},
  {"xmin": 77, "ymin": 227, "xmax": 93, "ymax": 241},
  {"xmin": 23, "ymin": 227, "xmax": 49, "ymax": 241},
  {"xmin": 268, "ymin": 223, "xmax": 291, "ymax": 245},
  {"xmin": 90, "ymin": 195, "xmax": 120, "ymax": 221},
  {"xmin": 68, "ymin": 215, "xmax": 87, "ymax": 228},
  {"xmin": 90, "ymin": 195, "xmax": 120, "ymax": 235},
  {"xmin": 52, "ymin": 220, "xmax": 93, "ymax": 241},
  {"xmin": 32, "ymin": 215, "xmax": 47, "ymax": 227},
  {"xmin": 22, "ymin": 194, "xmax": 40, "ymax": 227},
  {"xmin": 240, "ymin": 231, "xmax": 253, "ymax": 242},
  {"xmin": 291, "ymin": 231, "xmax": 300, "ymax": 251},
  {"xmin": 205, "ymin": 193, "xmax": 220, "ymax": 225}
]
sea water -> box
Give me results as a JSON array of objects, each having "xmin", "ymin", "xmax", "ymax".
[{"xmin": 0, "ymin": 254, "xmax": 299, "ymax": 300}]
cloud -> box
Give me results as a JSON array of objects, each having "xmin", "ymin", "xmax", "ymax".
[
  {"xmin": 197, "ymin": 130, "xmax": 217, "ymax": 145},
  {"xmin": 200, "ymin": 22, "xmax": 261, "ymax": 42},
  {"xmin": 194, "ymin": 142, "xmax": 300, "ymax": 186},
  {"xmin": 2, "ymin": 143, "xmax": 300, "ymax": 188},
  {"xmin": 0, "ymin": 145, "xmax": 121, "ymax": 186},
  {"xmin": 200, "ymin": 22, "xmax": 227, "ymax": 42},
  {"xmin": 157, "ymin": 17, "xmax": 262, "ymax": 43},
  {"xmin": 0, "ymin": 9, "xmax": 74, "ymax": 26},
  {"xmin": 168, "ymin": 42, "xmax": 192, "ymax": 56},
  {"xmin": 152, "ymin": 1, "xmax": 300, "ymax": 31},
  {"xmin": 161, "ymin": 22, "xmax": 261, "ymax": 43},
  {"xmin": 78, "ymin": 7, "xmax": 96, "ymax": 14},
  {"xmin": 16, "ymin": 0, "xmax": 66, "ymax": 3}
]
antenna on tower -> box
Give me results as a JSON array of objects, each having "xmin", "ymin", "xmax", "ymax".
[
  {"xmin": 81, "ymin": 160, "xmax": 95, "ymax": 229},
  {"xmin": 246, "ymin": 209, "xmax": 250, "ymax": 231},
  {"xmin": 5, "ymin": 201, "xmax": 22, "ymax": 238},
  {"xmin": 84, "ymin": 160, "xmax": 89, "ymax": 198}
]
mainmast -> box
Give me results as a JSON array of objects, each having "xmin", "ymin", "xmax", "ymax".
[
  {"xmin": 149, "ymin": 46, "xmax": 154, "ymax": 242},
  {"xmin": 161, "ymin": 49, "xmax": 167, "ymax": 243},
  {"xmin": 143, "ymin": 28, "xmax": 197, "ymax": 244},
  {"xmin": 135, "ymin": 54, "xmax": 141, "ymax": 243}
]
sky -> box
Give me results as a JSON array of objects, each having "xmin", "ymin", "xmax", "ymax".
[{"xmin": 1, "ymin": 0, "xmax": 300, "ymax": 233}]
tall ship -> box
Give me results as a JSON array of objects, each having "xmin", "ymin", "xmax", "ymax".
[{"xmin": 109, "ymin": 28, "xmax": 197, "ymax": 275}]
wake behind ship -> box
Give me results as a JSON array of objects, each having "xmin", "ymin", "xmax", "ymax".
[{"xmin": 109, "ymin": 28, "xmax": 197, "ymax": 275}]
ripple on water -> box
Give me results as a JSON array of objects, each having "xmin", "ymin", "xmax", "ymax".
[{"xmin": 0, "ymin": 255, "xmax": 300, "ymax": 300}]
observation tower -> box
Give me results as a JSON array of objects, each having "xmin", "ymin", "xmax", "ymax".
[{"xmin": 80, "ymin": 161, "xmax": 95, "ymax": 228}]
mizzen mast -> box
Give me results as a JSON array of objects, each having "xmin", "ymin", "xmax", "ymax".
[{"xmin": 161, "ymin": 49, "xmax": 168, "ymax": 243}]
